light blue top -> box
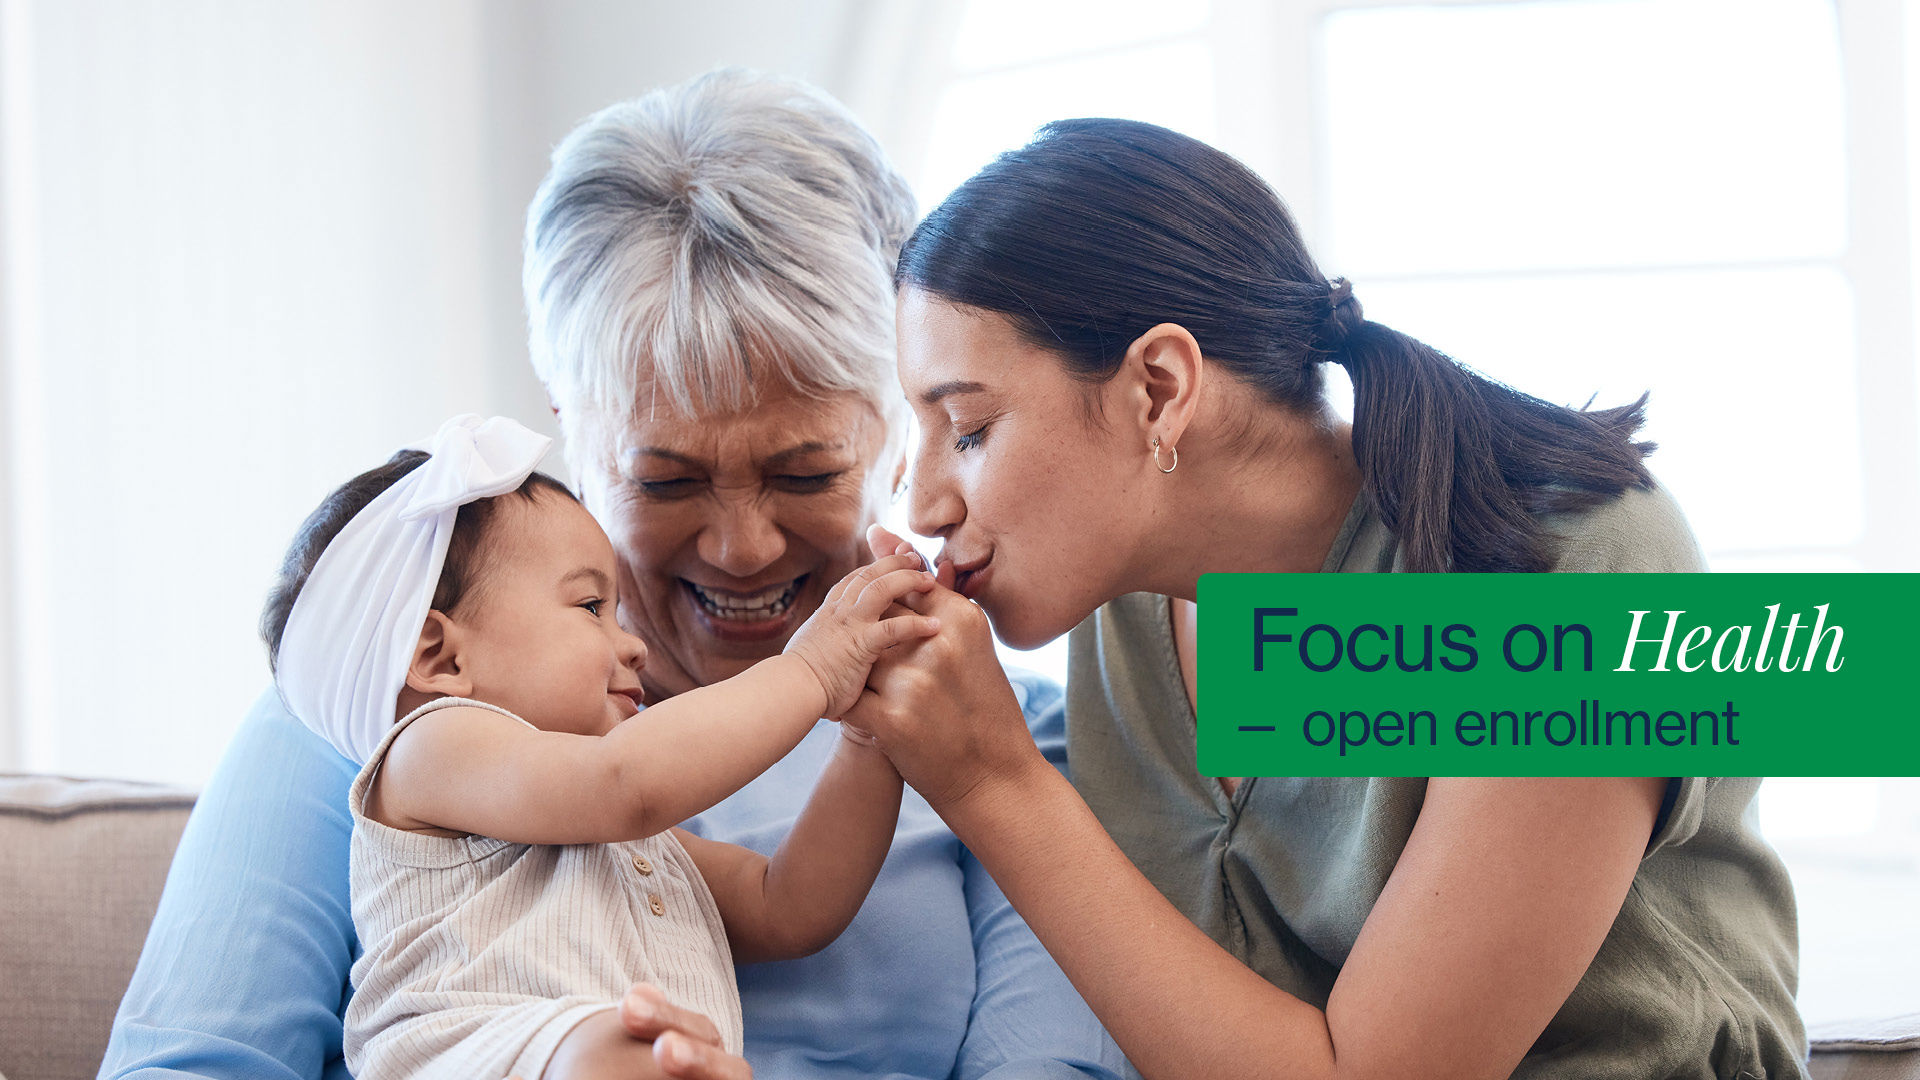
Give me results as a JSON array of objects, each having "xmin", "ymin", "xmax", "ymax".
[{"xmin": 101, "ymin": 672, "xmax": 1133, "ymax": 1080}]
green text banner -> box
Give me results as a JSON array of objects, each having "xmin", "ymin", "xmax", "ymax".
[{"xmin": 1196, "ymin": 573, "xmax": 1919, "ymax": 776}]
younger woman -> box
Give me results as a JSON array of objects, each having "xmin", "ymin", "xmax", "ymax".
[{"xmin": 851, "ymin": 119, "xmax": 1804, "ymax": 1079}]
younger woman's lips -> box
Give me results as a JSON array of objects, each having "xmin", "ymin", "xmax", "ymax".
[{"xmin": 951, "ymin": 555, "xmax": 992, "ymax": 599}]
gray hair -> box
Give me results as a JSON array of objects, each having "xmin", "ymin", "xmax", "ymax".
[{"xmin": 523, "ymin": 69, "xmax": 916, "ymax": 443}]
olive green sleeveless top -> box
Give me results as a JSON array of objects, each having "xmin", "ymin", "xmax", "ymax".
[{"xmin": 1065, "ymin": 485, "xmax": 1807, "ymax": 1079}]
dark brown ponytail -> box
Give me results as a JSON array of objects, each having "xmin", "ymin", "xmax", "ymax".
[
  {"xmin": 1325, "ymin": 288, "xmax": 1652, "ymax": 570},
  {"xmin": 897, "ymin": 118, "xmax": 1654, "ymax": 571}
]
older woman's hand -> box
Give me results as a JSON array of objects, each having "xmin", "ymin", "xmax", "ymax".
[
  {"xmin": 618, "ymin": 984, "xmax": 752, "ymax": 1079},
  {"xmin": 510, "ymin": 983, "xmax": 752, "ymax": 1080},
  {"xmin": 846, "ymin": 526, "xmax": 1055, "ymax": 816}
]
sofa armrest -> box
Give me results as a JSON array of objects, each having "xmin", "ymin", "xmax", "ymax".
[
  {"xmin": 1810, "ymin": 1014, "xmax": 1920, "ymax": 1080},
  {"xmin": 0, "ymin": 774, "xmax": 196, "ymax": 1080}
]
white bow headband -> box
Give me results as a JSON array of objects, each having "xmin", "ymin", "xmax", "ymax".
[{"xmin": 276, "ymin": 414, "xmax": 553, "ymax": 765}]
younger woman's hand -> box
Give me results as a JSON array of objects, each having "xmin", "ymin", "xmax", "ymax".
[
  {"xmin": 844, "ymin": 531, "xmax": 1052, "ymax": 816},
  {"xmin": 784, "ymin": 552, "xmax": 941, "ymax": 717}
]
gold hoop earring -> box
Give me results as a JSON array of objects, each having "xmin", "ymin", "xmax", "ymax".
[{"xmin": 1151, "ymin": 436, "xmax": 1178, "ymax": 474}]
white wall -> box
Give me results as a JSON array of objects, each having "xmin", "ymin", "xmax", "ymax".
[
  {"xmin": 0, "ymin": 0, "xmax": 887, "ymax": 786},
  {"xmin": 2, "ymin": 0, "xmax": 495, "ymax": 783}
]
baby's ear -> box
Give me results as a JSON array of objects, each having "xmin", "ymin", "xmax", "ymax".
[{"xmin": 405, "ymin": 611, "xmax": 472, "ymax": 697}]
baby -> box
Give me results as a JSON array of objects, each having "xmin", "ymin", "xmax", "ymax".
[{"xmin": 261, "ymin": 415, "xmax": 938, "ymax": 1080}]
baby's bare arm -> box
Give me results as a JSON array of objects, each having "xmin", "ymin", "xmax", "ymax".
[
  {"xmin": 675, "ymin": 735, "xmax": 903, "ymax": 964},
  {"xmin": 375, "ymin": 554, "xmax": 934, "ymax": 845},
  {"xmin": 378, "ymin": 652, "xmax": 827, "ymax": 844}
]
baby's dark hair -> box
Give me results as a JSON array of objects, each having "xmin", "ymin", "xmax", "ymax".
[{"xmin": 260, "ymin": 449, "xmax": 576, "ymax": 674}]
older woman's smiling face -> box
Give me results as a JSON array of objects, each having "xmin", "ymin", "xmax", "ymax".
[{"xmin": 572, "ymin": 382, "xmax": 893, "ymax": 701}]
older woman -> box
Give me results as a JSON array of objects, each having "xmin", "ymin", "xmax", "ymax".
[
  {"xmin": 101, "ymin": 73, "xmax": 1128, "ymax": 1080},
  {"xmin": 850, "ymin": 119, "xmax": 1804, "ymax": 1080}
]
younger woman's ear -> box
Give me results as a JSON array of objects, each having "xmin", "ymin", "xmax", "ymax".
[
  {"xmin": 405, "ymin": 610, "xmax": 472, "ymax": 698},
  {"xmin": 1124, "ymin": 322, "xmax": 1204, "ymax": 444}
]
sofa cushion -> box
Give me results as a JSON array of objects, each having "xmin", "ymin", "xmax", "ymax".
[
  {"xmin": 0, "ymin": 774, "xmax": 194, "ymax": 1080},
  {"xmin": 1810, "ymin": 1015, "xmax": 1920, "ymax": 1080}
]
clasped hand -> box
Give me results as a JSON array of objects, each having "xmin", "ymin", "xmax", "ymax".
[
  {"xmin": 840, "ymin": 525, "xmax": 1052, "ymax": 815},
  {"xmin": 785, "ymin": 550, "xmax": 942, "ymax": 718}
]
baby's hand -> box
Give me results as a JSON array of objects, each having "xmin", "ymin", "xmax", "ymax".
[{"xmin": 786, "ymin": 552, "xmax": 941, "ymax": 717}]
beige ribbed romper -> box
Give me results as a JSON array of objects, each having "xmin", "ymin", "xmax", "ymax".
[{"xmin": 343, "ymin": 697, "xmax": 742, "ymax": 1080}]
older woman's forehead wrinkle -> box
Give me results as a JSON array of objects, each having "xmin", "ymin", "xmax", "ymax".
[
  {"xmin": 622, "ymin": 446, "xmax": 705, "ymax": 469},
  {"xmin": 618, "ymin": 435, "xmax": 861, "ymax": 470},
  {"xmin": 612, "ymin": 393, "xmax": 875, "ymax": 470}
]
